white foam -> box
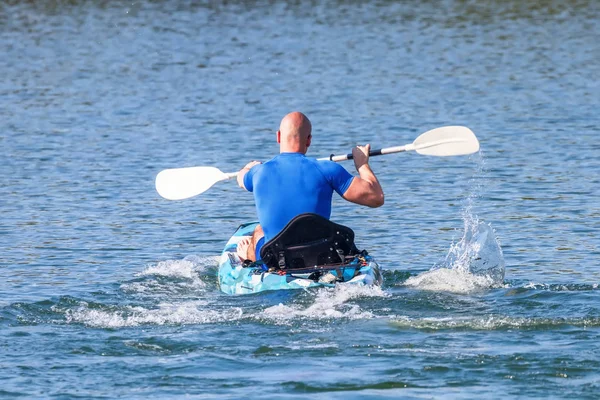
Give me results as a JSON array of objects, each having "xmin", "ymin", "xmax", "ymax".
[
  {"xmin": 120, "ymin": 279, "xmax": 205, "ymax": 294},
  {"xmin": 523, "ymin": 281, "xmax": 540, "ymax": 289},
  {"xmin": 285, "ymin": 341, "xmax": 340, "ymax": 350},
  {"xmin": 123, "ymin": 341, "xmax": 165, "ymax": 352},
  {"xmin": 405, "ymin": 267, "xmax": 497, "ymax": 294},
  {"xmin": 259, "ymin": 284, "xmax": 388, "ymax": 323},
  {"xmin": 138, "ymin": 256, "xmax": 215, "ymax": 279},
  {"xmin": 391, "ymin": 315, "xmax": 600, "ymax": 330},
  {"xmin": 521, "ymin": 282, "xmax": 599, "ymax": 292},
  {"xmin": 120, "ymin": 256, "xmax": 218, "ymax": 294},
  {"xmin": 65, "ymin": 301, "xmax": 243, "ymax": 328}
]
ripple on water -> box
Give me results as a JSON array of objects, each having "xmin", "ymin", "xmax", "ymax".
[
  {"xmin": 63, "ymin": 300, "xmax": 244, "ymax": 328},
  {"xmin": 390, "ymin": 315, "xmax": 600, "ymax": 331}
]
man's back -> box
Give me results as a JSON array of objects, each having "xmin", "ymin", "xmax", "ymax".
[
  {"xmin": 236, "ymin": 111, "xmax": 383, "ymax": 262},
  {"xmin": 244, "ymin": 152, "xmax": 354, "ymax": 241}
]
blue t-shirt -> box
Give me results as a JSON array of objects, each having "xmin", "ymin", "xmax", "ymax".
[{"xmin": 244, "ymin": 152, "xmax": 354, "ymax": 242}]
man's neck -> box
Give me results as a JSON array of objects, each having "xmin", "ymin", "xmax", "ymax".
[{"xmin": 280, "ymin": 146, "xmax": 306, "ymax": 154}]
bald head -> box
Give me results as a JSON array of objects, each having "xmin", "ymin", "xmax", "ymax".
[{"xmin": 278, "ymin": 112, "xmax": 312, "ymax": 154}]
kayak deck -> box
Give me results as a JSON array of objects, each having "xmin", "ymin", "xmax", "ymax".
[{"xmin": 218, "ymin": 222, "xmax": 382, "ymax": 295}]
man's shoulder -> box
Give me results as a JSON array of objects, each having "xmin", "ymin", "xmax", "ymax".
[
  {"xmin": 258, "ymin": 156, "xmax": 280, "ymax": 169},
  {"xmin": 312, "ymin": 158, "xmax": 344, "ymax": 172}
]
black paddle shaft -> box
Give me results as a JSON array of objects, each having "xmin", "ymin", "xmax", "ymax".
[{"xmin": 329, "ymin": 148, "xmax": 384, "ymax": 161}]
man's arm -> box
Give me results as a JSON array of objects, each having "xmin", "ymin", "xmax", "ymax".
[
  {"xmin": 237, "ymin": 160, "xmax": 261, "ymax": 191},
  {"xmin": 342, "ymin": 144, "xmax": 384, "ymax": 208}
]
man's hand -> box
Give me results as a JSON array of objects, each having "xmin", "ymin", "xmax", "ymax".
[
  {"xmin": 343, "ymin": 143, "xmax": 384, "ymax": 208},
  {"xmin": 237, "ymin": 160, "xmax": 262, "ymax": 190},
  {"xmin": 242, "ymin": 161, "xmax": 261, "ymax": 171},
  {"xmin": 352, "ymin": 144, "xmax": 371, "ymax": 172}
]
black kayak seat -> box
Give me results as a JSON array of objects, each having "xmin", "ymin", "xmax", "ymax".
[{"xmin": 259, "ymin": 213, "xmax": 359, "ymax": 271}]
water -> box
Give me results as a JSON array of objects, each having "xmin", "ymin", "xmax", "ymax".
[{"xmin": 1, "ymin": 0, "xmax": 599, "ymax": 398}]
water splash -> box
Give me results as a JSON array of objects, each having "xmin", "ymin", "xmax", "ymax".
[
  {"xmin": 441, "ymin": 215, "xmax": 504, "ymax": 278},
  {"xmin": 406, "ymin": 214, "xmax": 505, "ymax": 294},
  {"xmin": 405, "ymin": 152, "xmax": 505, "ymax": 294}
]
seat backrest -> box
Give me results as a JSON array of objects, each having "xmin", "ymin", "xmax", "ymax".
[{"xmin": 259, "ymin": 213, "xmax": 359, "ymax": 270}]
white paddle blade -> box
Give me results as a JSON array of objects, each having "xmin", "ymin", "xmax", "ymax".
[
  {"xmin": 155, "ymin": 166, "xmax": 230, "ymax": 200},
  {"xmin": 412, "ymin": 126, "xmax": 480, "ymax": 156}
]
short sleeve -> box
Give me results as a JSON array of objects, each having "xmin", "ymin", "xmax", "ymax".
[
  {"xmin": 243, "ymin": 165, "xmax": 258, "ymax": 192},
  {"xmin": 317, "ymin": 161, "xmax": 354, "ymax": 196}
]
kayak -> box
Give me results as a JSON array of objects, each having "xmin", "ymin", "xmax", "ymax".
[{"xmin": 217, "ymin": 215, "xmax": 382, "ymax": 295}]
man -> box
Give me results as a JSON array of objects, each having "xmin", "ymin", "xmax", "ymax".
[{"xmin": 236, "ymin": 111, "xmax": 384, "ymax": 261}]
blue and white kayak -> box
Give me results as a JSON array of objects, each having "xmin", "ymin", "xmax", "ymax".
[{"xmin": 218, "ymin": 221, "xmax": 382, "ymax": 295}]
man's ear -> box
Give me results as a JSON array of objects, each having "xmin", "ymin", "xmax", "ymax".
[
  {"xmin": 277, "ymin": 130, "xmax": 281, "ymax": 144},
  {"xmin": 306, "ymin": 134, "xmax": 312, "ymax": 148}
]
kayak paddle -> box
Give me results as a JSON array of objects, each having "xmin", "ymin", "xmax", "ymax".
[
  {"xmin": 155, "ymin": 167, "xmax": 239, "ymax": 201},
  {"xmin": 318, "ymin": 126, "xmax": 479, "ymax": 161},
  {"xmin": 155, "ymin": 126, "xmax": 479, "ymax": 200}
]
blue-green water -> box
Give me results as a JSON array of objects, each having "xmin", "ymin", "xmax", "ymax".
[{"xmin": 1, "ymin": 1, "xmax": 599, "ymax": 398}]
